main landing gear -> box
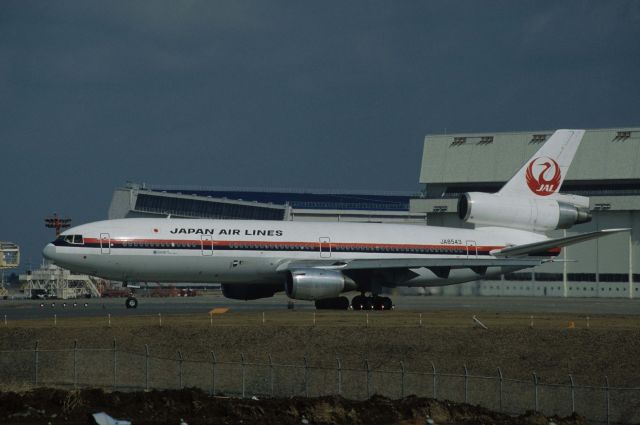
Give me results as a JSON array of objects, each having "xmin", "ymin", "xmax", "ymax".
[
  {"xmin": 314, "ymin": 294, "xmax": 393, "ymax": 310},
  {"xmin": 351, "ymin": 295, "xmax": 393, "ymax": 311}
]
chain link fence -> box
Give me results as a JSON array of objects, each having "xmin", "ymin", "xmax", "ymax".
[{"xmin": 1, "ymin": 341, "xmax": 638, "ymax": 424}]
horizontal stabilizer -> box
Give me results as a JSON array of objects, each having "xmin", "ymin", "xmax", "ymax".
[{"xmin": 491, "ymin": 228, "xmax": 630, "ymax": 257}]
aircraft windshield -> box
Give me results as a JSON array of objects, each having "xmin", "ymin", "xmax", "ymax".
[{"xmin": 58, "ymin": 234, "xmax": 84, "ymax": 245}]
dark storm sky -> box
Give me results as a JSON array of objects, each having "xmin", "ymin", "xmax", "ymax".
[{"xmin": 1, "ymin": 1, "xmax": 639, "ymax": 269}]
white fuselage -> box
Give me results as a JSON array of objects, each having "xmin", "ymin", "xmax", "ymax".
[{"xmin": 43, "ymin": 218, "xmax": 549, "ymax": 288}]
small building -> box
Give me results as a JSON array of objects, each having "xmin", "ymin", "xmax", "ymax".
[{"xmin": 19, "ymin": 264, "xmax": 102, "ymax": 299}]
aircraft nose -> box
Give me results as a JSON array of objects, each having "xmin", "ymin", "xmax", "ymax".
[{"xmin": 42, "ymin": 243, "xmax": 57, "ymax": 261}]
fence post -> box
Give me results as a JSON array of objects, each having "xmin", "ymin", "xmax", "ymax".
[
  {"xmin": 497, "ymin": 368, "xmax": 503, "ymax": 412},
  {"xmin": 34, "ymin": 340, "xmax": 39, "ymax": 387},
  {"xmin": 431, "ymin": 361, "xmax": 437, "ymax": 399},
  {"xmin": 605, "ymin": 375, "xmax": 610, "ymax": 425},
  {"xmin": 364, "ymin": 358, "xmax": 371, "ymax": 399},
  {"xmin": 210, "ymin": 351, "xmax": 216, "ymax": 396},
  {"xmin": 241, "ymin": 353, "xmax": 246, "ymax": 399},
  {"xmin": 336, "ymin": 356, "xmax": 342, "ymax": 396},
  {"xmin": 113, "ymin": 338, "xmax": 117, "ymax": 391},
  {"xmin": 177, "ymin": 350, "xmax": 184, "ymax": 389},
  {"xmin": 73, "ymin": 340, "xmax": 78, "ymax": 389},
  {"xmin": 268, "ymin": 354, "xmax": 274, "ymax": 397},
  {"xmin": 463, "ymin": 364, "xmax": 469, "ymax": 403},
  {"xmin": 145, "ymin": 344, "xmax": 150, "ymax": 391},
  {"xmin": 533, "ymin": 372, "xmax": 539, "ymax": 412},
  {"xmin": 304, "ymin": 356, "xmax": 309, "ymax": 397},
  {"xmin": 400, "ymin": 361, "xmax": 405, "ymax": 398},
  {"xmin": 569, "ymin": 374, "xmax": 575, "ymax": 414}
]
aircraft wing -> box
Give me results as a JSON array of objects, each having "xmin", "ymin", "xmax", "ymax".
[
  {"xmin": 490, "ymin": 228, "xmax": 630, "ymax": 258},
  {"xmin": 276, "ymin": 257, "xmax": 542, "ymax": 272},
  {"xmin": 276, "ymin": 228, "xmax": 630, "ymax": 272}
]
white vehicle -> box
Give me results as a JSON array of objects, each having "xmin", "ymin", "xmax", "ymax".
[{"xmin": 43, "ymin": 130, "xmax": 626, "ymax": 309}]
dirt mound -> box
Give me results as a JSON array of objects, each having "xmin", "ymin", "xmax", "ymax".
[{"xmin": 0, "ymin": 388, "xmax": 587, "ymax": 425}]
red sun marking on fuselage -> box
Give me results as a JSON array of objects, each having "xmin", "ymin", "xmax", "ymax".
[{"xmin": 525, "ymin": 157, "xmax": 561, "ymax": 196}]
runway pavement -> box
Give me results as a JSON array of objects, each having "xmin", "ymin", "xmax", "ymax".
[{"xmin": 0, "ymin": 293, "xmax": 639, "ymax": 320}]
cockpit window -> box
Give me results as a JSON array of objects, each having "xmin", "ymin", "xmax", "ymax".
[{"xmin": 60, "ymin": 235, "xmax": 84, "ymax": 245}]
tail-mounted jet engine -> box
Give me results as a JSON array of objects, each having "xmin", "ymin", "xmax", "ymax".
[
  {"xmin": 458, "ymin": 192, "xmax": 591, "ymax": 232},
  {"xmin": 285, "ymin": 269, "xmax": 357, "ymax": 301}
]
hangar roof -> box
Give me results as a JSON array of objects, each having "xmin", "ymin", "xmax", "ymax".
[
  {"xmin": 420, "ymin": 127, "xmax": 640, "ymax": 185},
  {"xmin": 145, "ymin": 187, "xmax": 414, "ymax": 211}
]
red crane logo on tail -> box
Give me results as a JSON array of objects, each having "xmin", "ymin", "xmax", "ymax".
[{"xmin": 525, "ymin": 157, "xmax": 561, "ymax": 196}]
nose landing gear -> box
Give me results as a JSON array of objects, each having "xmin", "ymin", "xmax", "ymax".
[{"xmin": 125, "ymin": 297, "xmax": 138, "ymax": 309}]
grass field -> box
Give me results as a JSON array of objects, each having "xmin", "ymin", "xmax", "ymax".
[
  {"xmin": 4, "ymin": 307, "xmax": 640, "ymax": 329},
  {"xmin": 2, "ymin": 309, "xmax": 639, "ymax": 422},
  {"xmin": 2, "ymin": 309, "xmax": 639, "ymax": 383}
]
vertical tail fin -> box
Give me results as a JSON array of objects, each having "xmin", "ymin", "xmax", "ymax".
[{"xmin": 499, "ymin": 129, "xmax": 585, "ymax": 197}]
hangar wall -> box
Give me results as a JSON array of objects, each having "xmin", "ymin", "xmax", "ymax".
[{"xmin": 411, "ymin": 127, "xmax": 640, "ymax": 298}]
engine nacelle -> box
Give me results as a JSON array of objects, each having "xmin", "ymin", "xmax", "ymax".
[
  {"xmin": 285, "ymin": 269, "xmax": 357, "ymax": 301},
  {"xmin": 222, "ymin": 283, "xmax": 281, "ymax": 300},
  {"xmin": 458, "ymin": 192, "xmax": 591, "ymax": 232}
]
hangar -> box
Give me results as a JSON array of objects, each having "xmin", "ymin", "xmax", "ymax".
[
  {"xmin": 108, "ymin": 184, "xmax": 425, "ymax": 224},
  {"xmin": 410, "ymin": 127, "xmax": 640, "ymax": 298}
]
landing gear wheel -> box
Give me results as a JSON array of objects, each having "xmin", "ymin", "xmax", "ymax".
[
  {"xmin": 352, "ymin": 295, "xmax": 372, "ymax": 310},
  {"xmin": 373, "ymin": 296, "xmax": 393, "ymax": 310},
  {"xmin": 125, "ymin": 297, "xmax": 138, "ymax": 309},
  {"xmin": 315, "ymin": 297, "xmax": 350, "ymax": 310},
  {"xmin": 382, "ymin": 297, "xmax": 393, "ymax": 310}
]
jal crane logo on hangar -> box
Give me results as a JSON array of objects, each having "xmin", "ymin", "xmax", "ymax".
[{"xmin": 525, "ymin": 157, "xmax": 561, "ymax": 196}]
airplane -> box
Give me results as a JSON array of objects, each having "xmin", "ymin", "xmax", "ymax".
[{"xmin": 43, "ymin": 129, "xmax": 628, "ymax": 310}]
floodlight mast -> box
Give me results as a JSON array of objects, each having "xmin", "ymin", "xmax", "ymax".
[{"xmin": 44, "ymin": 213, "xmax": 72, "ymax": 237}]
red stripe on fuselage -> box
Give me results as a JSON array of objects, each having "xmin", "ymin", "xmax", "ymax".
[
  {"xmin": 80, "ymin": 237, "xmax": 561, "ymax": 256},
  {"xmin": 84, "ymin": 237, "xmax": 504, "ymax": 251}
]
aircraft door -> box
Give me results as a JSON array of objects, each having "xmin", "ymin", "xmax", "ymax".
[
  {"xmin": 100, "ymin": 233, "xmax": 111, "ymax": 254},
  {"xmin": 201, "ymin": 235, "xmax": 213, "ymax": 256},
  {"xmin": 319, "ymin": 237, "xmax": 331, "ymax": 258},
  {"xmin": 466, "ymin": 240, "xmax": 477, "ymax": 259}
]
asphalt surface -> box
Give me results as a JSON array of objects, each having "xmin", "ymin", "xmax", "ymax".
[{"xmin": 1, "ymin": 293, "xmax": 639, "ymax": 320}]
